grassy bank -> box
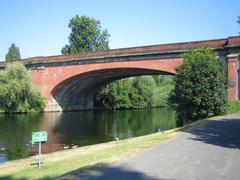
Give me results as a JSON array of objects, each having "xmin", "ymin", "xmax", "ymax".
[
  {"xmin": 0, "ymin": 118, "xmax": 214, "ymax": 180},
  {"xmin": 227, "ymin": 100, "xmax": 240, "ymax": 114}
]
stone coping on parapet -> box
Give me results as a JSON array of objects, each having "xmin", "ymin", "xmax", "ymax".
[{"xmin": 0, "ymin": 36, "xmax": 240, "ymax": 67}]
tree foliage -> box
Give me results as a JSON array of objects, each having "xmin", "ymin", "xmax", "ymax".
[
  {"xmin": 130, "ymin": 76, "xmax": 156, "ymax": 108},
  {"xmin": 170, "ymin": 47, "xmax": 227, "ymax": 126},
  {"xmin": 0, "ymin": 63, "xmax": 46, "ymax": 113},
  {"xmin": 151, "ymin": 76, "xmax": 174, "ymax": 107},
  {"xmin": 238, "ymin": 16, "xmax": 240, "ymax": 34},
  {"xmin": 5, "ymin": 43, "xmax": 21, "ymax": 61},
  {"xmin": 95, "ymin": 75, "xmax": 174, "ymax": 110},
  {"xmin": 96, "ymin": 79, "xmax": 132, "ymax": 109},
  {"xmin": 62, "ymin": 15, "xmax": 110, "ymax": 54}
]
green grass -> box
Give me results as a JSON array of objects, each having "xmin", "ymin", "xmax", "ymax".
[
  {"xmin": 0, "ymin": 116, "xmax": 221, "ymax": 180},
  {"xmin": 227, "ymin": 100, "xmax": 240, "ymax": 114}
]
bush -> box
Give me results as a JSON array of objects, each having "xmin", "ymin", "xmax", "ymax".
[
  {"xmin": 170, "ymin": 47, "xmax": 227, "ymax": 126},
  {"xmin": 0, "ymin": 63, "xmax": 46, "ymax": 113}
]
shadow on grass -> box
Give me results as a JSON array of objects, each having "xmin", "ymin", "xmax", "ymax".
[
  {"xmin": 0, "ymin": 176, "xmax": 51, "ymax": 180},
  {"xmin": 55, "ymin": 163, "xmax": 173, "ymax": 180},
  {"xmin": 182, "ymin": 116, "xmax": 240, "ymax": 149},
  {"xmin": 0, "ymin": 177, "xmax": 27, "ymax": 180}
]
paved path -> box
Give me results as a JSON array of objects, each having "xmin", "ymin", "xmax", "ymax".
[{"xmin": 62, "ymin": 114, "xmax": 240, "ymax": 180}]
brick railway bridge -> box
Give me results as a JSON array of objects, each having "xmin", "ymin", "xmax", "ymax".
[{"xmin": 1, "ymin": 36, "xmax": 240, "ymax": 112}]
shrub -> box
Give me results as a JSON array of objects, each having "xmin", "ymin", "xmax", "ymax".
[{"xmin": 170, "ymin": 47, "xmax": 227, "ymax": 126}]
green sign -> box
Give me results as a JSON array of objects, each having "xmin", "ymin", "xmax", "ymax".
[{"xmin": 32, "ymin": 131, "xmax": 47, "ymax": 144}]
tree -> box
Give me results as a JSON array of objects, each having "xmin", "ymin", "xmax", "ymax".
[
  {"xmin": 96, "ymin": 79, "xmax": 132, "ymax": 109},
  {"xmin": 170, "ymin": 47, "xmax": 227, "ymax": 126},
  {"xmin": 130, "ymin": 76, "xmax": 156, "ymax": 108},
  {"xmin": 0, "ymin": 63, "xmax": 46, "ymax": 113},
  {"xmin": 5, "ymin": 43, "xmax": 21, "ymax": 61},
  {"xmin": 238, "ymin": 16, "xmax": 240, "ymax": 34},
  {"xmin": 151, "ymin": 76, "xmax": 174, "ymax": 107},
  {"xmin": 62, "ymin": 15, "xmax": 110, "ymax": 54}
]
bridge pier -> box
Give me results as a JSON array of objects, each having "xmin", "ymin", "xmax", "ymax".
[
  {"xmin": 227, "ymin": 54, "xmax": 240, "ymax": 100},
  {"xmin": 45, "ymin": 96, "xmax": 94, "ymax": 112}
]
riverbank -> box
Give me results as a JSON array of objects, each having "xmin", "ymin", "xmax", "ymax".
[{"xmin": 0, "ymin": 116, "xmax": 219, "ymax": 179}]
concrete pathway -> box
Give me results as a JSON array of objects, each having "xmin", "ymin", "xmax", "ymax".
[{"xmin": 62, "ymin": 114, "xmax": 240, "ymax": 180}]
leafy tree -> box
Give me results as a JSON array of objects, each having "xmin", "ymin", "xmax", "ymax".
[
  {"xmin": 151, "ymin": 76, "xmax": 174, "ymax": 107},
  {"xmin": 0, "ymin": 63, "xmax": 46, "ymax": 113},
  {"xmin": 170, "ymin": 47, "xmax": 227, "ymax": 126},
  {"xmin": 96, "ymin": 79, "xmax": 132, "ymax": 109},
  {"xmin": 130, "ymin": 76, "xmax": 156, "ymax": 108},
  {"xmin": 62, "ymin": 15, "xmax": 110, "ymax": 54},
  {"xmin": 5, "ymin": 43, "xmax": 21, "ymax": 61}
]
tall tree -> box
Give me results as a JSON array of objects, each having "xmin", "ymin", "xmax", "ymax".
[
  {"xmin": 5, "ymin": 43, "xmax": 21, "ymax": 61},
  {"xmin": 62, "ymin": 15, "xmax": 110, "ymax": 54}
]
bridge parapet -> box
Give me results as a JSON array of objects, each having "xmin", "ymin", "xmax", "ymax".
[{"xmin": 0, "ymin": 36, "xmax": 240, "ymax": 68}]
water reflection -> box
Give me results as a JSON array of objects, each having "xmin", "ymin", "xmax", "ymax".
[
  {"xmin": 0, "ymin": 113, "xmax": 43, "ymax": 161},
  {"xmin": 0, "ymin": 108, "xmax": 175, "ymax": 162}
]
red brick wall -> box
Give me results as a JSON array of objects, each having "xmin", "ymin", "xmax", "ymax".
[{"xmin": 227, "ymin": 54, "xmax": 239, "ymax": 100}]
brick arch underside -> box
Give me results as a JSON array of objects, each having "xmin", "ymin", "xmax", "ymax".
[{"xmin": 46, "ymin": 68, "xmax": 175, "ymax": 111}]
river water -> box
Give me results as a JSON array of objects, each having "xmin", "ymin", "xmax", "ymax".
[{"xmin": 0, "ymin": 108, "xmax": 175, "ymax": 163}]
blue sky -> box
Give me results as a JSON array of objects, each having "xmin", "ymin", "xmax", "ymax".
[{"xmin": 0, "ymin": 0, "xmax": 239, "ymax": 61}]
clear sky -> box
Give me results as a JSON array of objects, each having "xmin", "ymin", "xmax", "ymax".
[{"xmin": 0, "ymin": 0, "xmax": 239, "ymax": 61}]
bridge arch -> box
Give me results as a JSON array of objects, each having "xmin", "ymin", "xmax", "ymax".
[{"xmin": 44, "ymin": 59, "xmax": 180, "ymax": 112}]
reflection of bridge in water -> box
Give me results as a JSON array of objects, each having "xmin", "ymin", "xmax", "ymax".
[{"xmin": 1, "ymin": 36, "xmax": 240, "ymax": 112}]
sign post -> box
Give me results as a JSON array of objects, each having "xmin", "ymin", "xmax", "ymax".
[
  {"xmin": 32, "ymin": 131, "xmax": 47, "ymax": 169},
  {"xmin": 38, "ymin": 139, "xmax": 41, "ymax": 168}
]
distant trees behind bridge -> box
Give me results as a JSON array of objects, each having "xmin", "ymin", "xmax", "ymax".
[
  {"xmin": 5, "ymin": 43, "xmax": 21, "ymax": 61},
  {"xmin": 95, "ymin": 76, "xmax": 174, "ymax": 109},
  {"xmin": 61, "ymin": 15, "xmax": 110, "ymax": 54},
  {"xmin": 238, "ymin": 16, "xmax": 240, "ymax": 34}
]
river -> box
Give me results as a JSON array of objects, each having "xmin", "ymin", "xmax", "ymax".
[{"xmin": 0, "ymin": 108, "xmax": 175, "ymax": 163}]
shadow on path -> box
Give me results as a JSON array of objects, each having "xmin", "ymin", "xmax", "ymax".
[
  {"xmin": 185, "ymin": 117, "xmax": 240, "ymax": 149},
  {"xmin": 55, "ymin": 163, "xmax": 174, "ymax": 180}
]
